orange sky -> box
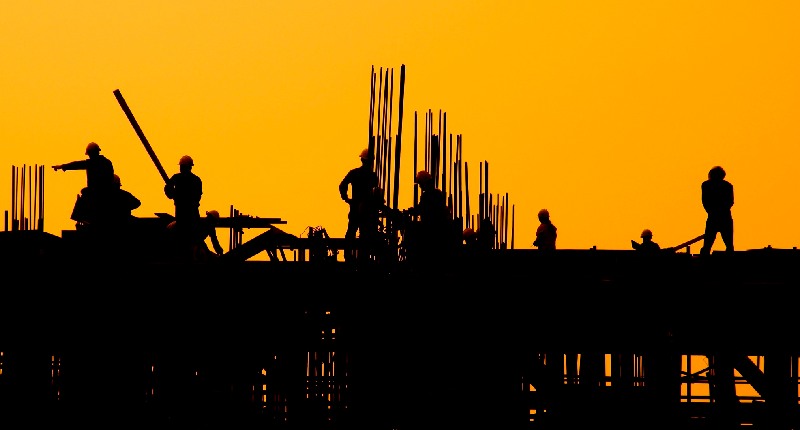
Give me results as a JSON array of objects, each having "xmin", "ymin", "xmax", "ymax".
[{"xmin": 3, "ymin": 1, "xmax": 800, "ymax": 254}]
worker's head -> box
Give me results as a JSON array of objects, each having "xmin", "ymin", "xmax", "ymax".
[
  {"xmin": 641, "ymin": 229, "xmax": 653, "ymax": 240},
  {"xmin": 179, "ymin": 155, "xmax": 194, "ymax": 171},
  {"xmin": 206, "ymin": 210, "xmax": 220, "ymax": 220},
  {"xmin": 538, "ymin": 208, "xmax": 550, "ymax": 221},
  {"xmin": 414, "ymin": 170, "xmax": 433, "ymax": 185},
  {"xmin": 113, "ymin": 174, "xmax": 121, "ymax": 188},
  {"xmin": 463, "ymin": 227, "xmax": 478, "ymax": 241},
  {"xmin": 359, "ymin": 148, "xmax": 373, "ymax": 161},
  {"xmin": 708, "ymin": 166, "xmax": 726, "ymax": 181},
  {"xmin": 85, "ymin": 142, "xmax": 100, "ymax": 156}
]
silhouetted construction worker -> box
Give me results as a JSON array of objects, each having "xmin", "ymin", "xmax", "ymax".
[
  {"xmin": 339, "ymin": 148, "xmax": 379, "ymax": 262},
  {"xmin": 477, "ymin": 216, "xmax": 496, "ymax": 250},
  {"xmin": 631, "ymin": 229, "xmax": 661, "ymax": 253},
  {"xmin": 52, "ymin": 141, "xmax": 115, "ymax": 228},
  {"xmin": 107, "ymin": 174, "xmax": 141, "ymax": 225},
  {"xmin": 700, "ymin": 166, "xmax": 734, "ymax": 256},
  {"xmin": 406, "ymin": 170, "xmax": 454, "ymax": 265},
  {"xmin": 463, "ymin": 227, "xmax": 479, "ymax": 249},
  {"xmin": 533, "ymin": 208, "xmax": 557, "ymax": 250},
  {"xmin": 191, "ymin": 209, "xmax": 225, "ymax": 262},
  {"xmin": 164, "ymin": 155, "xmax": 203, "ymax": 225}
]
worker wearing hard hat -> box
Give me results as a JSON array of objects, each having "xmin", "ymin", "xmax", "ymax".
[
  {"xmin": 107, "ymin": 174, "xmax": 141, "ymax": 225},
  {"xmin": 533, "ymin": 208, "xmax": 557, "ymax": 250},
  {"xmin": 189, "ymin": 209, "xmax": 225, "ymax": 262},
  {"xmin": 631, "ymin": 228, "xmax": 661, "ymax": 253},
  {"xmin": 164, "ymin": 155, "xmax": 203, "ymax": 225},
  {"xmin": 52, "ymin": 141, "xmax": 115, "ymax": 227},
  {"xmin": 338, "ymin": 148, "xmax": 379, "ymax": 263},
  {"xmin": 405, "ymin": 169, "xmax": 455, "ymax": 265},
  {"xmin": 700, "ymin": 165, "xmax": 734, "ymax": 256}
]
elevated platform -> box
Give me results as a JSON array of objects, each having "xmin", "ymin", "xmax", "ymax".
[{"xmin": 1, "ymin": 235, "xmax": 799, "ymax": 428}]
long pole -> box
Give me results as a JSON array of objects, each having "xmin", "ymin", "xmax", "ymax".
[
  {"xmin": 392, "ymin": 64, "xmax": 405, "ymax": 211},
  {"xmin": 38, "ymin": 165, "xmax": 44, "ymax": 231},
  {"xmin": 11, "ymin": 166, "xmax": 16, "ymax": 231},
  {"xmin": 113, "ymin": 89, "xmax": 170, "ymax": 184},
  {"xmin": 413, "ymin": 111, "xmax": 418, "ymax": 206},
  {"xmin": 368, "ymin": 66, "xmax": 376, "ymax": 161},
  {"xmin": 386, "ymin": 67, "xmax": 394, "ymax": 208},
  {"xmin": 504, "ymin": 192, "xmax": 510, "ymax": 249},
  {"xmin": 511, "ymin": 204, "xmax": 515, "ymax": 249},
  {"xmin": 464, "ymin": 162, "xmax": 470, "ymax": 229}
]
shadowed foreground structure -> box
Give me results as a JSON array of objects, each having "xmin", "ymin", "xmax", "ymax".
[{"xmin": 1, "ymin": 229, "xmax": 799, "ymax": 429}]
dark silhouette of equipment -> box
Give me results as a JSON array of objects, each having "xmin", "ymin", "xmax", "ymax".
[{"xmin": 113, "ymin": 89, "xmax": 169, "ymax": 184}]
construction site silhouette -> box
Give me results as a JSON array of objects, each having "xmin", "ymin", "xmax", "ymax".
[{"xmin": 2, "ymin": 67, "xmax": 799, "ymax": 429}]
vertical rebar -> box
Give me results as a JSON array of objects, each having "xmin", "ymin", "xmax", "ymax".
[
  {"xmin": 413, "ymin": 112, "xmax": 418, "ymax": 206},
  {"xmin": 39, "ymin": 165, "xmax": 44, "ymax": 231},
  {"xmin": 505, "ymin": 192, "xmax": 510, "ymax": 249},
  {"xmin": 21, "ymin": 164, "xmax": 25, "ymax": 231},
  {"xmin": 511, "ymin": 204, "xmax": 515, "ymax": 249},
  {"xmin": 464, "ymin": 162, "xmax": 470, "ymax": 229},
  {"xmin": 391, "ymin": 64, "xmax": 405, "ymax": 212}
]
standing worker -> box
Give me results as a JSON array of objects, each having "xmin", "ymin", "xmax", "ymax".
[
  {"xmin": 699, "ymin": 165, "xmax": 734, "ymax": 256},
  {"xmin": 52, "ymin": 141, "xmax": 115, "ymax": 228},
  {"xmin": 406, "ymin": 170, "xmax": 454, "ymax": 265},
  {"xmin": 533, "ymin": 208, "xmax": 557, "ymax": 250},
  {"xmin": 339, "ymin": 148, "xmax": 379, "ymax": 263},
  {"xmin": 164, "ymin": 155, "xmax": 203, "ymax": 226}
]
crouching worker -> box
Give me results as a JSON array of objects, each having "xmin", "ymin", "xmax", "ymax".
[{"xmin": 166, "ymin": 209, "xmax": 224, "ymax": 263}]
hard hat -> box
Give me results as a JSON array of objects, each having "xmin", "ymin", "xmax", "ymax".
[
  {"xmin": 641, "ymin": 229, "xmax": 653, "ymax": 239},
  {"xmin": 415, "ymin": 170, "xmax": 432, "ymax": 184},
  {"xmin": 85, "ymin": 142, "xmax": 100, "ymax": 155},
  {"xmin": 359, "ymin": 148, "xmax": 373, "ymax": 160},
  {"xmin": 709, "ymin": 165, "xmax": 726, "ymax": 180},
  {"xmin": 463, "ymin": 227, "xmax": 477, "ymax": 239},
  {"xmin": 206, "ymin": 210, "xmax": 220, "ymax": 219},
  {"xmin": 113, "ymin": 174, "xmax": 121, "ymax": 187},
  {"xmin": 179, "ymin": 155, "xmax": 194, "ymax": 166},
  {"xmin": 538, "ymin": 209, "xmax": 550, "ymax": 218}
]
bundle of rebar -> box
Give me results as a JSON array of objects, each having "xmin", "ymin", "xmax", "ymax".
[{"xmin": 7, "ymin": 164, "xmax": 44, "ymax": 232}]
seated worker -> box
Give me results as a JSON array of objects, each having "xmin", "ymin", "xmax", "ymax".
[
  {"xmin": 631, "ymin": 229, "xmax": 661, "ymax": 253},
  {"xmin": 107, "ymin": 174, "xmax": 141, "ymax": 225}
]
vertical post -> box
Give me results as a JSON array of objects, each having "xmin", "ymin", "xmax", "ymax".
[
  {"xmin": 505, "ymin": 192, "xmax": 509, "ymax": 249},
  {"xmin": 457, "ymin": 135, "xmax": 463, "ymax": 222},
  {"xmin": 28, "ymin": 165, "xmax": 33, "ymax": 231},
  {"xmin": 38, "ymin": 165, "xmax": 45, "ymax": 231},
  {"xmin": 368, "ymin": 65, "xmax": 376, "ymax": 162},
  {"xmin": 391, "ymin": 64, "xmax": 405, "ymax": 212},
  {"xmin": 511, "ymin": 205, "xmax": 515, "ymax": 249},
  {"xmin": 464, "ymin": 162, "xmax": 470, "ymax": 230},
  {"xmin": 11, "ymin": 166, "xmax": 16, "ymax": 231},
  {"xmin": 386, "ymin": 67, "xmax": 394, "ymax": 208},
  {"xmin": 478, "ymin": 162, "xmax": 483, "ymax": 229},
  {"xmin": 413, "ymin": 111, "xmax": 418, "ymax": 206},
  {"xmin": 21, "ymin": 164, "xmax": 25, "ymax": 231}
]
